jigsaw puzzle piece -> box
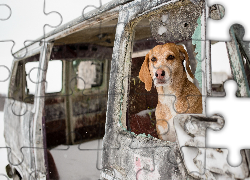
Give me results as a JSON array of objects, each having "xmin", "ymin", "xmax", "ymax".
[
  {"xmin": 0, "ymin": 65, "xmax": 10, "ymax": 83},
  {"xmin": 45, "ymin": 0, "xmax": 113, "ymax": 25},
  {"xmin": 50, "ymin": 139, "xmax": 103, "ymax": 179},
  {"xmin": 0, "ymin": 4, "xmax": 11, "ymax": 21},
  {"xmin": 46, "ymin": 120, "xmax": 120, "ymax": 179},
  {"xmin": 207, "ymin": 0, "xmax": 250, "ymax": 40},
  {"xmin": 135, "ymin": 154, "xmax": 161, "ymax": 180},
  {"xmin": 207, "ymin": 80, "xmax": 250, "ymax": 167},
  {"xmin": 0, "ymin": 41, "xmax": 21, "ymax": 107},
  {"xmin": 209, "ymin": 4, "xmax": 225, "ymax": 21},
  {"xmin": 0, "ymin": 0, "xmax": 62, "ymax": 54},
  {"xmin": 207, "ymin": 25, "xmax": 250, "ymax": 97},
  {"xmin": 180, "ymin": 146, "xmax": 207, "ymax": 178},
  {"xmin": 173, "ymin": 114, "xmax": 224, "ymax": 178},
  {"xmin": 175, "ymin": 111, "xmax": 250, "ymax": 179},
  {"xmin": 0, "ymin": 65, "xmax": 11, "ymax": 111},
  {"xmin": 181, "ymin": 146, "xmax": 249, "ymax": 180},
  {"xmin": 174, "ymin": 114, "xmax": 224, "ymax": 148},
  {"xmin": 205, "ymin": 148, "xmax": 249, "ymax": 179},
  {"xmin": 3, "ymin": 147, "xmax": 47, "ymax": 179},
  {"xmin": 224, "ymin": 24, "xmax": 250, "ymax": 97},
  {"xmin": 126, "ymin": 41, "xmax": 207, "ymax": 141},
  {"xmin": 133, "ymin": 144, "xmax": 198, "ymax": 179}
]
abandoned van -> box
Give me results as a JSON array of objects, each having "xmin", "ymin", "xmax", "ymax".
[{"xmin": 4, "ymin": 0, "xmax": 250, "ymax": 179}]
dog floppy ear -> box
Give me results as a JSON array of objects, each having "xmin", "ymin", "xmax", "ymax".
[
  {"xmin": 178, "ymin": 45, "xmax": 194, "ymax": 79},
  {"xmin": 139, "ymin": 53, "xmax": 152, "ymax": 91}
]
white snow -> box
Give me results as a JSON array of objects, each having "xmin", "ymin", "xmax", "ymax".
[
  {"xmin": 135, "ymin": 108, "xmax": 155, "ymax": 117},
  {"xmin": 0, "ymin": 111, "xmax": 104, "ymax": 179},
  {"xmin": 50, "ymin": 139, "xmax": 103, "ymax": 180}
]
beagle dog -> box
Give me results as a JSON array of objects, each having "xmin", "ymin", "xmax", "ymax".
[{"xmin": 139, "ymin": 43, "xmax": 202, "ymax": 142}]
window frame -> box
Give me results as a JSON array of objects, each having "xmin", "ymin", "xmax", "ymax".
[
  {"xmin": 8, "ymin": 53, "xmax": 41, "ymax": 104},
  {"xmin": 106, "ymin": 0, "xmax": 209, "ymax": 134},
  {"xmin": 43, "ymin": 59, "xmax": 63, "ymax": 95},
  {"xmin": 72, "ymin": 58, "xmax": 105, "ymax": 91}
]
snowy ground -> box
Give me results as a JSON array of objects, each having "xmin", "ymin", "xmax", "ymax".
[
  {"xmin": 0, "ymin": 111, "xmax": 103, "ymax": 180},
  {"xmin": 50, "ymin": 140, "xmax": 103, "ymax": 180}
]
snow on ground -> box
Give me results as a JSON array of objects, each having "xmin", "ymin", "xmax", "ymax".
[
  {"xmin": 0, "ymin": 111, "xmax": 104, "ymax": 180},
  {"xmin": 50, "ymin": 140, "xmax": 103, "ymax": 180}
]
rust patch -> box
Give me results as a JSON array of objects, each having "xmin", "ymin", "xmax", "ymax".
[
  {"xmin": 129, "ymin": 56, "xmax": 158, "ymax": 137},
  {"xmin": 74, "ymin": 112, "xmax": 106, "ymax": 142},
  {"xmin": 45, "ymin": 96, "xmax": 64, "ymax": 105}
]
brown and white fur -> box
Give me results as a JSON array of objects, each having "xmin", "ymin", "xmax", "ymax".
[{"xmin": 139, "ymin": 43, "xmax": 202, "ymax": 142}]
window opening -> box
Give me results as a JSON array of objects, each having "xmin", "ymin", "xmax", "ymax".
[
  {"xmin": 73, "ymin": 59, "xmax": 103, "ymax": 90},
  {"xmin": 11, "ymin": 53, "xmax": 40, "ymax": 103},
  {"xmin": 124, "ymin": 2, "xmax": 205, "ymax": 142},
  {"xmin": 211, "ymin": 42, "xmax": 232, "ymax": 96},
  {"xmin": 45, "ymin": 60, "xmax": 62, "ymax": 93}
]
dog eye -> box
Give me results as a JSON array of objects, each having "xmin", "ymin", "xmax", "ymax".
[
  {"xmin": 151, "ymin": 57, "xmax": 157, "ymax": 62},
  {"xmin": 167, "ymin": 55, "xmax": 175, "ymax": 60}
]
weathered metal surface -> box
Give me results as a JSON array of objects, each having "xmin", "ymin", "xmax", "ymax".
[
  {"xmin": 226, "ymin": 25, "xmax": 250, "ymax": 97},
  {"xmin": 31, "ymin": 42, "xmax": 54, "ymax": 179},
  {"xmin": 174, "ymin": 114, "xmax": 249, "ymax": 179},
  {"xmin": 149, "ymin": 1, "xmax": 204, "ymax": 43},
  {"xmin": 51, "ymin": 43, "xmax": 113, "ymax": 60},
  {"xmin": 4, "ymin": 51, "xmax": 42, "ymax": 179},
  {"xmin": 102, "ymin": 0, "xmax": 206, "ymax": 179},
  {"xmin": 209, "ymin": 4, "xmax": 225, "ymax": 20},
  {"xmin": 4, "ymin": 99, "xmax": 34, "ymax": 179},
  {"xmin": 175, "ymin": 114, "xmax": 224, "ymax": 148},
  {"xmin": 7, "ymin": 0, "xmax": 250, "ymax": 179}
]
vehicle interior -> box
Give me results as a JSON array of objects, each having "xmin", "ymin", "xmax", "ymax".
[
  {"xmin": 127, "ymin": 14, "xmax": 203, "ymax": 138},
  {"xmin": 44, "ymin": 19, "xmax": 116, "ymax": 179},
  {"xmin": 10, "ymin": 2, "xmax": 211, "ymax": 178},
  {"xmin": 42, "ymin": 5, "xmax": 207, "ymax": 179}
]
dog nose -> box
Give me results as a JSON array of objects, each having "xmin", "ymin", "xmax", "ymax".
[{"xmin": 155, "ymin": 69, "xmax": 165, "ymax": 79}]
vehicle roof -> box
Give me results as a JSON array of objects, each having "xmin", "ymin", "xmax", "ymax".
[{"xmin": 15, "ymin": 0, "xmax": 133, "ymax": 55}]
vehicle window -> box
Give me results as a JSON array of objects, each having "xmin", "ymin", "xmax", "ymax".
[
  {"xmin": 45, "ymin": 60, "xmax": 62, "ymax": 93},
  {"xmin": 25, "ymin": 61, "xmax": 39, "ymax": 95},
  {"xmin": 46, "ymin": 42, "xmax": 113, "ymax": 146},
  {"xmin": 43, "ymin": 16, "xmax": 116, "ymax": 179},
  {"xmin": 73, "ymin": 59, "xmax": 103, "ymax": 90},
  {"xmin": 211, "ymin": 42, "xmax": 232, "ymax": 96},
  {"xmin": 11, "ymin": 54, "xmax": 40, "ymax": 103},
  {"xmin": 123, "ymin": 2, "xmax": 205, "ymax": 140},
  {"xmin": 25, "ymin": 60, "xmax": 62, "ymax": 94}
]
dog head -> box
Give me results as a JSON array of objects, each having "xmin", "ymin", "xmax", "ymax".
[{"xmin": 139, "ymin": 43, "xmax": 194, "ymax": 91}]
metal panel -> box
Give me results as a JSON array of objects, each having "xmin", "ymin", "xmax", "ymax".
[{"xmin": 226, "ymin": 26, "xmax": 250, "ymax": 97}]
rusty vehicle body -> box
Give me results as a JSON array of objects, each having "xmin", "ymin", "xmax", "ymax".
[{"xmin": 4, "ymin": 0, "xmax": 250, "ymax": 179}]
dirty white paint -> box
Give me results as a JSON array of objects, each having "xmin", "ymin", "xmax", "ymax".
[
  {"xmin": 77, "ymin": 61, "xmax": 97, "ymax": 89},
  {"xmin": 134, "ymin": 154, "xmax": 161, "ymax": 180},
  {"xmin": 174, "ymin": 114, "xmax": 249, "ymax": 179},
  {"xmin": 158, "ymin": 26, "xmax": 167, "ymax": 36},
  {"xmin": 161, "ymin": 14, "xmax": 168, "ymax": 22}
]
